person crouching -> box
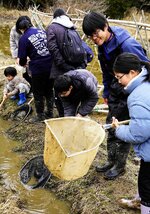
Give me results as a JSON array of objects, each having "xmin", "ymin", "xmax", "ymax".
[
  {"xmin": 3, "ymin": 66, "xmax": 30, "ymax": 106},
  {"xmin": 54, "ymin": 69, "xmax": 98, "ymax": 117}
]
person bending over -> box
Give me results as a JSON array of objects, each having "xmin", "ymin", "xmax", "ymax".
[
  {"xmin": 54, "ymin": 69, "xmax": 98, "ymax": 117},
  {"xmin": 2, "ymin": 66, "xmax": 30, "ymax": 106}
]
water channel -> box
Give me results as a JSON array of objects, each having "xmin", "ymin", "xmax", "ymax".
[{"xmin": 0, "ymin": 118, "xmax": 70, "ymax": 213}]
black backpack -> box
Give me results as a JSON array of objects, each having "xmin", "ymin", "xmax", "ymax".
[{"xmin": 62, "ymin": 28, "xmax": 86, "ymax": 66}]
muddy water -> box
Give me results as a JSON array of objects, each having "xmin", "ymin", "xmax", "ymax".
[{"xmin": 0, "ymin": 118, "xmax": 70, "ymax": 213}]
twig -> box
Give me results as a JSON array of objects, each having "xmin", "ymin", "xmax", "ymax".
[
  {"xmin": 132, "ymin": 14, "xmax": 146, "ymax": 49},
  {"xmin": 141, "ymin": 10, "xmax": 150, "ymax": 57}
]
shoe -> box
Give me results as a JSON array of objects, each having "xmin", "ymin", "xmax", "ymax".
[
  {"xmin": 29, "ymin": 114, "xmax": 45, "ymax": 123},
  {"xmin": 17, "ymin": 93, "xmax": 26, "ymax": 106},
  {"xmin": 118, "ymin": 198, "xmax": 141, "ymax": 210},
  {"xmin": 104, "ymin": 165, "xmax": 125, "ymax": 180},
  {"xmin": 96, "ymin": 161, "xmax": 114, "ymax": 172},
  {"xmin": 10, "ymin": 95, "xmax": 17, "ymax": 100}
]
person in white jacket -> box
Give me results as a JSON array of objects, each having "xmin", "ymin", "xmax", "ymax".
[{"xmin": 10, "ymin": 16, "xmax": 32, "ymax": 90}]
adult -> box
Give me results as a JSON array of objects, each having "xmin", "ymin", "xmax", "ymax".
[
  {"xmin": 10, "ymin": 16, "xmax": 32, "ymax": 88},
  {"xmin": 54, "ymin": 69, "xmax": 98, "ymax": 117},
  {"xmin": 16, "ymin": 16, "xmax": 54, "ymax": 122},
  {"xmin": 46, "ymin": 8, "xmax": 87, "ymax": 117},
  {"xmin": 112, "ymin": 53, "xmax": 150, "ymax": 214},
  {"xmin": 82, "ymin": 11, "xmax": 149, "ymax": 179}
]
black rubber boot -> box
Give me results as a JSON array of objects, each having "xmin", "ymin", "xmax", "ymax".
[
  {"xmin": 29, "ymin": 113, "xmax": 45, "ymax": 123},
  {"xmin": 96, "ymin": 161, "xmax": 114, "ymax": 172},
  {"xmin": 104, "ymin": 165, "xmax": 125, "ymax": 180},
  {"xmin": 36, "ymin": 113, "xmax": 45, "ymax": 122},
  {"xmin": 104, "ymin": 141, "xmax": 130, "ymax": 180},
  {"xmin": 96, "ymin": 131, "xmax": 116, "ymax": 173},
  {"xmin": 34, "ymin": 100, "xmax": 44, "ymax": 115},
  {"xmin": 29, "ymin": 99, "xmax": 45, "ymax": 123}
]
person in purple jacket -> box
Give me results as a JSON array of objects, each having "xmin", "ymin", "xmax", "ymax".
[
  {"xmin": 82, "ymin": 11, "xmax": 150, "ymax": 179},
  {"xmin": 16, "ymin": 16, "xmax": 54, "ymax": 122},
  {"xmin": 54, "ymin": 69, "xmax": 98, "ymax": 117}
]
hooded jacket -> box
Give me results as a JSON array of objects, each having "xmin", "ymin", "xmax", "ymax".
[
  {"xmin": 115, "ymin": 67, "xmax": 150, "ymax": 162},
  {"xmin": 98, "ymin": 26, "xmax": 149, "ymax": 99},
  {"xmin": 60, "ymin": 69, "xmax": 98, "ymax": 116},
  {"xmin": 10, "ymin": 26, "xmax": 21, "ymax": 58},
  {"xmin": 98, "ymin": 26, "xmax": 149, "ymax": 122},
  {"xmin": 46, "ymin": 15, "xmax": 85, "ymax": 79}
]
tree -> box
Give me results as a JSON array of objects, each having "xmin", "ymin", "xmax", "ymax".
[{"xmin": 106, "ymin": 0, "xmax": 141, "ymax": 18}]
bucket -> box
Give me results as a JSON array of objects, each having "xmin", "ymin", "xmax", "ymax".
[{"xmin": 44, "ymin": 117, "xmax": 105, "ymax": 181}]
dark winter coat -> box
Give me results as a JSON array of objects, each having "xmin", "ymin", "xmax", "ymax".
[
  {"xmin": 60, "ymin": 69, "xmax": 98, "ymax": 116},
  {"xmin": 98, "ymin": 26, "xmax": 149, "ymax": 122},
  {"xmin": 46, "ymin": 15, "xmax": 86, "ymax": 79}
]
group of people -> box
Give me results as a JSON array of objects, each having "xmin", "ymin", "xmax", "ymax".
[
  {"xmin": 2, "ymin": 8, "xmax": 150, "ymax": 214},
  {"xmin": 82, "ymin": 12, "xmax": 150, "ymax": 214},
  {"xmin": 5, "ymin": 9, "xmax": 95, "ymax": 121}
]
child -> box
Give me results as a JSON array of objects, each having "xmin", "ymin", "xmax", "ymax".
[
  {"xmin": 112, "ymin": 52, "xmax": 150, "ymax": 214},
  {"xmin": 54, "ymin": 69, "xmax": 98, "ymax": 117},
  {"xmin": 3, "ymin": 66, "xmax": 30, "ymax": 106}
]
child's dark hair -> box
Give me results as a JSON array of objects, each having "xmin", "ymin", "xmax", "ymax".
[
  {"xmin": 113, "ymin": 52, "xmax": 150, "ymax": 82},
  {"xmin": 54, "ymin": 75, "xmax": 72, "ymax": 93},
  {"xmin": 82, "ymin": 11, "xmax": 108, "ymax": 36},
  {"xmin": 4, "ymin": 67, "xmax": 17, "ymax": 77},
  {"xmin": 53, "ymin": 8, "xmax": 66, "ymax": 18},
  {"xmin": 16, "ymin": 16, "xmax": 33, "ymax": 34}
]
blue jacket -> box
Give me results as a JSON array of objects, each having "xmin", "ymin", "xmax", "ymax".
[
  {"xmin": 98, "ymin": 26, "xmax": 149, "ymax": 99},
  {"xmin": 60, "ymin": 69, "xmax": 98, "ymax": 116},
  {"xmin": 18, "ymin": 27, "xmax": 52, "ymax": 76},
  {"xmin": 115, "ymin": 67, "xmax": 150, "ymax": 162}
]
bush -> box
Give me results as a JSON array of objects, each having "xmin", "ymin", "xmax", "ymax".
[
  {"xmin": 0, "ymin": 0, "xmax": 55, "ymax": 10},
  {"xmin": 105, "ymin": 0, "xmax": 141, "ymax": 18}
]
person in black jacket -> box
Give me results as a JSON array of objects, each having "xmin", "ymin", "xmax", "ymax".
[{"xmin": 54, "ymin": 69, "xmax": 98, "ymax": 117}]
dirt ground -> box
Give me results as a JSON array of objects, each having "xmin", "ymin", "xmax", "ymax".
[{"xmin": 0, "ymin": 6, "xmax": 149, "ymax": 214}]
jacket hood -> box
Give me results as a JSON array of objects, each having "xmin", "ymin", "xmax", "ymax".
[
  {"xmin": 111, "ymin": 26, "xmax": 130, "ymax": 44},
  {"xmin": 104, "ymin": 26, "xmax": 131, "ymax": 53},
  {"xmin": 51, "ymin": 15, "xmax": 74, "ymax": 28},
  {"xmin": 125, "ymin": 66, "xmax": 148, "ymax": 94}
]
